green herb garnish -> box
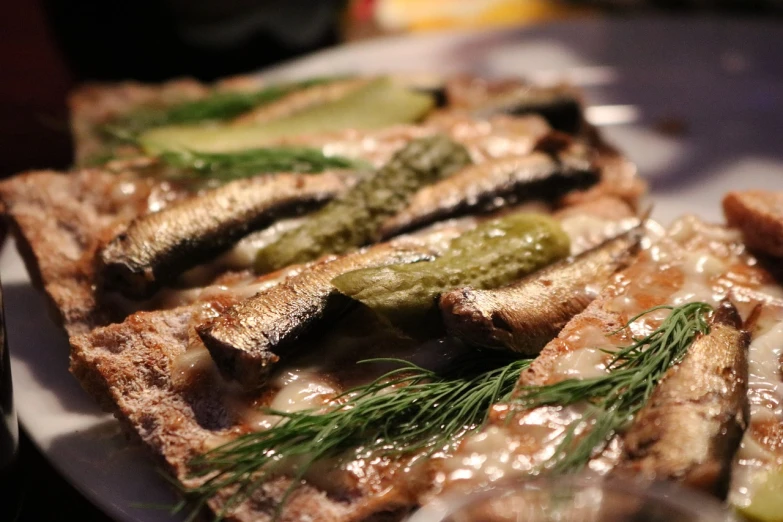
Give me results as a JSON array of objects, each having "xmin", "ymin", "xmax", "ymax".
[
  {"xmin": 182, "ymin": 355, "xmax": 530, "ymax": 519},
  {"xmin": 157, "ymin": 147, "xmax": 366, "ymax": 180},
  {"xmin": 513, "ymin": 301, "xmax": 714, "ymax": 472},
  {"xmin": 100, "ymin": 78, "xmax": 340, "ymax": 143},
  {"xmin": 179, "ymin": 302, "xmax": 712, "ymax": 519}
]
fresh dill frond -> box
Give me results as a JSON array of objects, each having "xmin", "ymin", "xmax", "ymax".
[
  {"xmin": 183, "ymin": 355, "xmax": 530, "ymax": 519},
  {"xmin": 179, "ymin": 302, "xmax": 713, "ymax": 519},
  {"xmin": 99, "ymin": 77, "xmax": 342, "ymax": 143},
  {"xmin": 512, "ymin": 301, "xmax": 714, "ymax": 473},
  {"xmin": 157, "ymin": 147, "xmax": 367, "ymax": 180}
]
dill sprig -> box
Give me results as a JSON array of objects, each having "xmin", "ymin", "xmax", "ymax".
[
  {"xmin": 182, "ymin": 355, "xmax": 530, "ymax": 519},
  {"xmin": 178, "ymin": 302, "xmax": 712, "ymax": 519},
  {"xmin": 157, "ymin": 147, "xmax": 366, "ymax": 180},
  {"xmin": 512, "ymin": 301, "xmax": 714, "ymax": 473},
  {"xmin": 99, "ymin": 77, "xmax": 340, "ymax": 143}
]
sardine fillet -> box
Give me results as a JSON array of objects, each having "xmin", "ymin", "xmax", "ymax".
[
  {"xmin": 99, "ymin": 172, "xmax": 349, "ymax": 299},
  {"xmin": 614, "ymin": 301, "xmax": 750, "ymax": 497},
  {"xmin": 379, "ymin": 149, "xmax": 598, "ymax": 238},
  {"xmin": 198, "ymin": 244, "xmax": 434, "ymax": 389},
  {"xmin": 440, "ymin": 226, "xmax": 642, "ymax": 354}
]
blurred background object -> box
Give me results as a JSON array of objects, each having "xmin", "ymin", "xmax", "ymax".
[
  {"xmin": 341, "ymin": 0, "xmax": 783, "ymax": 40},
  {"xmin": 342, "ymin": 0, "xmax": 592, "ymax": 40},
  {"xmin": 408, "ymin": 475, "xmax": 738, "ymax": 522},
  {"xmin": 41, "ymin": 0, "xmax": 345, "ymax": 82}
]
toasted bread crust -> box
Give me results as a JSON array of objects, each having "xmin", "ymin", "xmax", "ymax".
[
  {"xmin": 69, "ymin": 305, "xmax": 411, "ymax": 522},
  {"xmin": 0, "ymin": 166, "xmax": 418, "ymax": 520},
  {"xmin": 0, "ymin": 169, "xmax": 189, "ymax": 334},
  {"xmin": 723, "ymin": 191, "xmax": 783, "ymax": 258}
]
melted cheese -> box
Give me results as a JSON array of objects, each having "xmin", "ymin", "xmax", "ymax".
[
  {"xmin": 553, "ymin": 347, "xmax": 608, "ymax": 380},
  {"xmin": 443, "ymin": 217, "xmax": 760, "ymax": 492},
  {"xmin": 747, "ymin": 319, "xmax": 783, "ymax": 419},
  {"xmin": 559, "ymin": 215, "xmax": 637, "ymax": 256},
  {"xmin": 668, "ymin": 251, "xmax": 728, "ymax": 306},
  {"xmin": 730, "ymin": 314, "xmax": 783, "ymax": 507},
  {"xmin": 172, "ymin": 342, "xmax": 216, "ymax": 386},
  {"xmin": 216, "ymin": 217, "xmax": 306, "ymax": 270},
  {"xmin": 241, "ymin": 370, "xmax": 339, "ymax": 431},
  {"xmin": 440, "ymin": 405, "xmax": 588, "ymax": 488}
]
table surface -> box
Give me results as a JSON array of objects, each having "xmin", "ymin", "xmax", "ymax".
[{"xmin": 11, "ymin": 429, "xmax": 113, "ymax": 521}]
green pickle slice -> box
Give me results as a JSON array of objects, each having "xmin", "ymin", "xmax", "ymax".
[
  {"xmin": 139, "ymin": 78, "xmax": 435, "ymax": 154},
  {"xmin": 254, "ymin": 135, "xmax": 472, "ymax": 272},
  {"xmin": 737, "ymin": 467, "xmax": 783, "ymax": 522},
  {"xmin": 331, "ymin": 213, "xmax": 570, "ymax": 324}
]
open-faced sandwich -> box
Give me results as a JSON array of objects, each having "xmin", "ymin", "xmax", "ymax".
[{"xmin": 2, "ymin": 72, "xmax": 782, "ymax": 522}]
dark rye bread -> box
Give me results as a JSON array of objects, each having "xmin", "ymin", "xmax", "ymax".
[
  {"xmin": 0, "ymin": 168, "xmax": 191, "ymax": 335},
  {"xmin": 67, "ymin": 195, "xmax": 637, "ymax": 522},
  {"xmin": 69, "ymin": 303, "xmax": 415, "ymax": 522},
  {"xmin": 1, "ymin": 136, "xmax": 643, "ymax": 521},
  {"xmin": 0, "ymin": 166, "xmax": 415, "ymax": 520}
]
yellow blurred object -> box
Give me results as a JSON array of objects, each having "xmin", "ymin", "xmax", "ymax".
[
  {"xmin": 374, "ymin": 0, "xmax": 589, "ymax": 32},
  {"xmin": 736, "ymin": 466, "xmax": 783, "ymax": 522}
]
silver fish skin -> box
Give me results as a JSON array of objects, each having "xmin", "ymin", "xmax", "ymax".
[
  {"xmin": 378, "ymin": 149, "xmax": 598, "ymax": 239},
  {"xmin": 99, "ymin": 172, "xmax": 351, "ymax": 299},
  {"xmin": 196, "ymin": 244, "xmax": 434, "ymax": 389},
  {"xmin": 439, "ymin": 225, "xmax": 643, "ymax": 355},
  {"xmin": 613, "ymin": 300, "xmax": 750, "ymax": 498}
]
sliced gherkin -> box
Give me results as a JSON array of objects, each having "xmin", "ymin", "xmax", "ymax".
[
  {"xmin": 254, "ymin": 135, "xmax": 472, "ymax": 273},
  {"xmin": 139, "ymin": 78, "xmax": 436, "ymax": 154},
  {"xmin": 735, "ymin": 468, "xmax": 783, "ymax": 522},
  {"xmin": 331, "ymin": 213, "xmax": 570, "ymax": 325}
]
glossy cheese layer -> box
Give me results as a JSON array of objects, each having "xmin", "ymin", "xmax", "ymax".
[{"xmin": 729, "ymin": 306, "xmax": 783, "ymax": 509}]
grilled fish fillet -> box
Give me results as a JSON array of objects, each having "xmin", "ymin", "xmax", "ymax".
[
  {"xmin": 378, "ymin": 147, "xmax": 599, "ymax": 239},
  {"xmin": 197, "ymin": 244, "xmax": 435, "ymax": 389},
  {"xmin": 440, "ymin": 225, "xmax": 643, "ymax": 354},
  {"xmin": 614, "ymin": 300, "xmax": 750, "ymax": 498},
  {"xmin": 99, "ymin": 172, "xmax": 352, "ymax": 299}
]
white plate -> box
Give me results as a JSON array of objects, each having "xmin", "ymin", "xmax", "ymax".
[{"xmin": 5, "ymin": 16, "xmax": 783, "ymax": 522}]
